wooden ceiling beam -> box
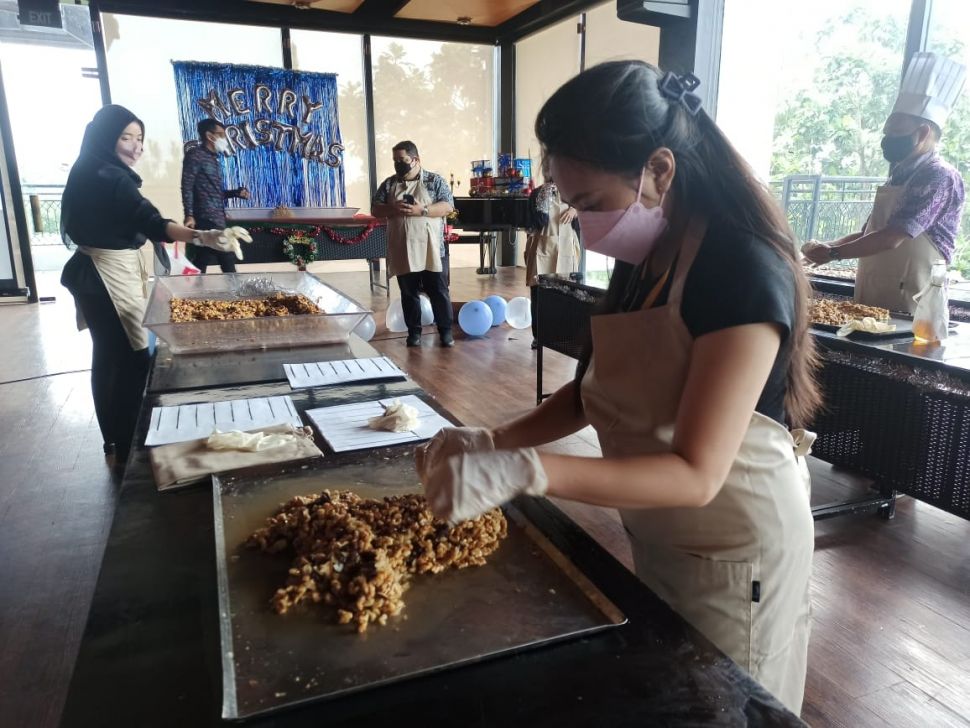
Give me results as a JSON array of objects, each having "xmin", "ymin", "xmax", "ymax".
[
  {"xmin": 352, "ymin": 0, "xmax": 411, "ymax": 20},
  {"xmin": 495, "ymin": 0, "xmax": 603, "ymax": 43},
  {"xmin": 94, "ymin": 0, "xmax": 497, "ymax": 44}
]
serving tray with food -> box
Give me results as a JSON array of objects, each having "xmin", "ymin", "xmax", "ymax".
[{"xmin": 212, "ymin": 452, "xmax": 625, "ymax": 720}]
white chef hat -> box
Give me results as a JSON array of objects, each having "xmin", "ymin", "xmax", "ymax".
[{"xmin": 891, "ymin": 52, "xmax": 967, "ymax": 128}]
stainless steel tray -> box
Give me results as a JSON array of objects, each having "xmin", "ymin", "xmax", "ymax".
[
  {"xmin": 811, "ymin": 316, "xmax": 915, "ymax": 340},
  {"xmin": 212, "ymin": 456, "xmax": 626, "ymax": 720}
]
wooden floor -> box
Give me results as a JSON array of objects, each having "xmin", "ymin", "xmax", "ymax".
[{"xmin": 1, "ymin": 267, "xmax": 969, "ymax": 728}]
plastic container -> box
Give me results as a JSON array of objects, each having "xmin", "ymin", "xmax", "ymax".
[
  {"xmin": 912, "ymin": 260, "xmax": 949, "ymax": 342},
  {"xmin": 143, "ymin": 272, "xmax": 371, "ymax": 354}
]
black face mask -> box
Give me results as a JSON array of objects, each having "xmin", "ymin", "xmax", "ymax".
[
  {"xmin": 881, "ymin": 132, "xmax": 917, "ymax": 163},
  {"xmin": 394, "ymin": 160, "xmax": 413, "ymax": 177}
]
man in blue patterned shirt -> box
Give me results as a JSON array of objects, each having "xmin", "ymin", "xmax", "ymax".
[
  {"xmin": 372, "ymin": 141, "xmax": 455, "ymax": 347},
  {"xmin": 181, "ymin": 118, "xmax": 250, "ymax": 273}
]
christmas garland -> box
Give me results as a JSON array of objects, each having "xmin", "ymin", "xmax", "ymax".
[
  {"xmin": 281, "ymin": 231, "xmax": 318, "ymax": 269},
  {"xmin": 251, "ymin": 220, "xmax": 380, "ymax": 245},
  {"xmin": 247, "ymin": 220, "xmax": 382, "ymax": 268}
]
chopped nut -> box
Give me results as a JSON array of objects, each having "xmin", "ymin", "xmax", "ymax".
[{"xmin": 245, "ymin": 491, "xmax": 507, "ymax": 633}]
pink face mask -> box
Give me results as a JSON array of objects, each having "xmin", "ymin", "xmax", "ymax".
[{"xmin": 577, "ymin": 172, "xmax": 668, "ymax": 265}]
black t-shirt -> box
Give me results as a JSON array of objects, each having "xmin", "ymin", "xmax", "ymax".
[{"xmin": 619, "ymin": 229, "xmax": 795, "ymax": 425}]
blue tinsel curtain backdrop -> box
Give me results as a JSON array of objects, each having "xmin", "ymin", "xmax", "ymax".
[{"xmin": 173, "ymin": 61, "xmax": 345, "ymax": 209}]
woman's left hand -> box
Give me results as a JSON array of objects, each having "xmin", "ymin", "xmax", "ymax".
[
  {"xmin": 559, "ymin": 206, "xmax": 578, "ymax": 225},
  {"xmin": 423, "ymin": 449, "xmax": 548, "ymax": 524}
]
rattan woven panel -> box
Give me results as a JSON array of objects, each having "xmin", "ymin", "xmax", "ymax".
[
  {"xmin": 811, "ymin": 357, "xmax": 970, "ymax": 520},
  {"xmin": 246, "ymin": 226, "xmax": 388, "ymax": 264},
  {"xmin": 535, "ymin": 286, "xmax": 597, "ymax": 359}
]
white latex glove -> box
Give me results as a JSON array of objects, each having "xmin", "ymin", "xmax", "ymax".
[
  {"xmin": 415, "ymin": 426, "xmax": 495, "ymax": 482},
  {"xmin": 836, "ymin": 317, "xmax": 896, "ymax": 337},
  {"xmin": 423, "ymin": 448, "xmax": 548, "ymax": 525},
  {"xmin": 218, "ymin": 225, "xmax": 253, "ymax": 260},
  {"xmin": 206, "ymin": 428, "xmax": 297, "ymax": 452},
  {"xmin": 193, "ymin": 229, "xmax": 234, "ymax": 253},
  {"xmin": 368, "ymin": 399, "xmax": 420, "ymax": 433}
]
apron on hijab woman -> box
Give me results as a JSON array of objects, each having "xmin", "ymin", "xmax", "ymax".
[
  {"xmin": 60, "ymin": 104, "xmax": 172, "ymax": 455},
  {"xmin": 581, "ymin": 220, "xmax": 815, "ymax": 714}
]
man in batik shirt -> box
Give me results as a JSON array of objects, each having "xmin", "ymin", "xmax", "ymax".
[{"xmin": 181, "ymin": 118, "xmax": 250, "ymax": 274}]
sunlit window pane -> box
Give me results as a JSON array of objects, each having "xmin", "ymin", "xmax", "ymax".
[
  {"xmin": 102, "ymin": 14, "xmax": 282, "ymax": 221},
  {"xmin": 371, "ymin": 37, "xmax": 494, "ymax": 195},
  {"xmin": 290, "ymin": 29, "xmax": 369, "ymax": 213}
]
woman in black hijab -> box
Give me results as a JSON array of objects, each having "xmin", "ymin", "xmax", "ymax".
[{"xmin": 61, "ymin": 104, "xmax": 230, "ymax": 464}]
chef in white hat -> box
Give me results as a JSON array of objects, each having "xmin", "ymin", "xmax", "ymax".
[{"xmin": 802, "ymin": 52, "xmax": 966, "ymax": 313}]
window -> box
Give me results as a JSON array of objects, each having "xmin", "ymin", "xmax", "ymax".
[
  {"xmin": 582, "ymin": 2, "xmax": 661, "ymax": 286},
  {"xmin": 371, "ymin": 36, "xmax": 494, "ymax": 193},
  {"xmin": 290, "ymin": 29, "xmax": 370, "ymax": 214},
  {"xmin": 584, "ymin": 0, "xmax": 660, "ymax": 69},
  {"xmin": 514, "ymin": 16, "xmax": 580, "ymax": 174},
  {"xmin": 718, "ymin": 0, "xmax": 910, "ymax": 279},
  {"xmin": 514, "ymin": 16, "xmax": 581, "ymax": 274},
  {"xmin": 927, "ymin": 0, "xmax": 970, "ymax": 278},
  {"xmin": 102, "ymin": 14, "xmax": 283, "ymax": 222}
]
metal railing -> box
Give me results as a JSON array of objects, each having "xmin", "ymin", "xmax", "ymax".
[
  {"xmin": 772, "ymin": 175, "xmax": 884, "ymax": 277},
  {"xmin": 21, "ymin": 184, "xmax": 65, "ymax": 246}
]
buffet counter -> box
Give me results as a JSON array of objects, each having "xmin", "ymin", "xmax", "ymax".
[
  {"xmin": 534, "ymin": 275, "xmax": 970, "ymax": 522},
  {"xmin": 59, "ymin": 335, "xmax": 803, "ymax": 727}
]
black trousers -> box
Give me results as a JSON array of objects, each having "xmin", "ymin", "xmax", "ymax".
[
  {"xmin": 396, "ymin": 267, "xmax": 453, "ymax": 334},
  {"xmin": 74, "ymin": 283, "xmax": 150, "ymax": 454},
  {"xmin": 187, "ymin": 216, "xmax": 236, "ymax": 273}
]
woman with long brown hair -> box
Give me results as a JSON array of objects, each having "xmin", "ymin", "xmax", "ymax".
[{"xmin": 417, "ymin": 61, "xmax": 820, "ymax": 713}]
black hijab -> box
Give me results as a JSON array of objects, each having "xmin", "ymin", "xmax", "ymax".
[{"xmin": 60, "ymin": 105, "xmax": 170, "ymax": 272}]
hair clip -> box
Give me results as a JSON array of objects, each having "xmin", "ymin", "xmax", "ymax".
[{"xmin": 658, "ymin": 71, "xmax": 703, "ymax": 116}]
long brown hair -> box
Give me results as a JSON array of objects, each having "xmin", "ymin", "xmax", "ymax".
[{"xmin": 536, "ymin": 61, "xmax": 821, "ymax": 427}]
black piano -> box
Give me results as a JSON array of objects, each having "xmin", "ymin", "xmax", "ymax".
[
  {"xmin": 453, "ymin": 196, "xmax": 532, "ymax": 229},
  {"xmin": 452, "ymin": 196, "xmax": 532, "ymax": 272}
]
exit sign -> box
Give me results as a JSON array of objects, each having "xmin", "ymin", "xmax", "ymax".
[{"xmin": 18, "ymin": 0, "xmax": 63, "ymax": 30}]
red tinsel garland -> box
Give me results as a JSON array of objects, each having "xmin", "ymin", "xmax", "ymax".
[{"xmin": 248, "ymin": 220, "xmax": 380, "ymax": 246}]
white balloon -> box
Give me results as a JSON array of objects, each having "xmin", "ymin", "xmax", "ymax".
[
  {"xmin": 353, "ymin": 314, "xmax": 376, "ymax": 341},
  {"xmin": 386, "ymin": 299, "xmax": 408, "ymax": 332},
  {"xmin": 419, "ymin": 293, "xmax": 435, "ymax": 326},
  {"xmin": 506, "ymin": 296, "xmax": 532, "ymax": 329}
]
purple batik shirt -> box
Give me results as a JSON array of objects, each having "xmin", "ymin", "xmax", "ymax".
[{"xmin": 885, "ymin": 152, "xmax": 965, "ymax": 263}]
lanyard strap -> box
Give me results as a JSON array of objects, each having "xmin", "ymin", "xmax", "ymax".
[{"xmin": 641, "ymin": 265, "xmax": 672, "ymax": 310}]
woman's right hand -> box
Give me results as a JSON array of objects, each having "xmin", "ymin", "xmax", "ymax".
[{"xmin": 415, "ymin": 427, "xmax": 495, "ymax": 483}]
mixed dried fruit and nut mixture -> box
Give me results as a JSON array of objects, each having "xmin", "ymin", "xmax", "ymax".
[
  {"xmin": 170, "ymin": 292, "xmax": 321, "ymax": 322},
  {"xmin": 246, "ymin": 490, "xmax": 507, "ymax": 633},
  {"xmin": 809, "ymin": 299, "xmax": 890, "ymax": 326}
]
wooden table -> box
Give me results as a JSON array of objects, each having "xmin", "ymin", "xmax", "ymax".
[{"xmin": 59, "ymin": 337, "xmax": 804, "ymax": 727}]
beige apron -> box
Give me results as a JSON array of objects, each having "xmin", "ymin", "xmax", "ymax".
[
  {"xmin": 524, "ymin": 189, "xmax": 581, "ymax": 285},
  {"xmin": 76, "ymin": 246, "xmax": 150, "ymax": 350},
  {"xmin": 386, "ymin": 174, "xmax": 443, "ymax": 278},
  {"xmin": 855, "ymin": 164, "xmax": 940, "ymax": 314},
  {"xmin": 580, "ymin": 220, "xmax": 815, "ymax": 714}
]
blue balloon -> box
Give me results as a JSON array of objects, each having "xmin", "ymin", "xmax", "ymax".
[
  {"xmin": 483, "ymin": 295, "xmax": 507, "ymax": 326},
  {"xmin": 458, "ymin": 300, "xmax": 493, "ymax": 337}
]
